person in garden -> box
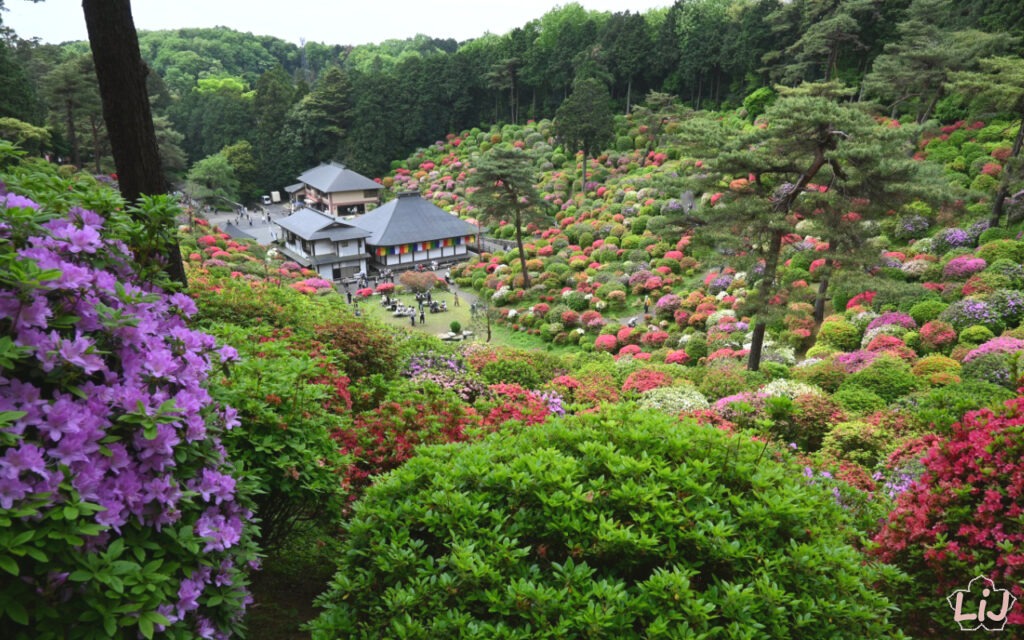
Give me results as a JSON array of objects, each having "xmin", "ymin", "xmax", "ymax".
[{"xmin": 643, "ymin": 295, "xmax": 652, "ymax": 314}]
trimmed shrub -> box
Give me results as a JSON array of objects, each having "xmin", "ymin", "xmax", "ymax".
[
  {"xmin": 816, "ymin": 318, "xmax": 861, "ymax": 351},
  {"xmin": 832, "ymin": 386, "xmax": 889, "ymax": 416},
  {"xmin": 908, "ymin": 300, "xmax": 948, "ymax": 326},
  {"xmin": 839, "ymin": 356, "xmax": 920, "ymax": 403},
  {"xmin": 311, "ymin": 406, "xmax": 907, "ymax": 639},
  {"xmin": 821, "ymin": 420, "xmax": 894, "ymax": 468}
]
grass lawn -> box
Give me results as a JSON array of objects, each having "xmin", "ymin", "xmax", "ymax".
[{"xmin": 357, "ymin": 289, "xmax": 473, "ymax": 337}]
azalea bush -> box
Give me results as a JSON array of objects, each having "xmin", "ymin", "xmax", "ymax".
[
  {"xmin": 202, "ymin": 322, "xmax": 351, "ymax": 549},
  {"xmin": 310, "ymin": 405, "xmax": 908, "ymax": 639},
  {"xmin": 872, "ymin": 396, "xmax": 1024, "ymax": 635},
  {"xmin": 0, "ymin": 185, "xmax": 258, "ymax": 637}
]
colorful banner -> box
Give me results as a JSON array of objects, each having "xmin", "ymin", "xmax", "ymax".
[{"xmin": 376, "ymin": 247, "xmax": 387, "ymax": 257}]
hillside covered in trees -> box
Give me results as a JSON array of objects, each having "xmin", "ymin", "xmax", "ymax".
[{"xmin": 2, "ymin": 0, "xmax": 1023, "ymax": 196}]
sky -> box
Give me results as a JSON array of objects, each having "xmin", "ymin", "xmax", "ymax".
[{"xmin": 3, "ymin": 0, "xmax": 672, "ymax": 47}]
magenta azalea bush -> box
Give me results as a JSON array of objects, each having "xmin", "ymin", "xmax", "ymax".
[{"xmin": 0, "ymin": 192, "xmax": 258, "ymax": 638}]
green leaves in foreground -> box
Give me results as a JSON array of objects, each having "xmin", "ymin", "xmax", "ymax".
[{"xmin": 310, "ymin": 404, "xmax": 908, "ymax": 639}]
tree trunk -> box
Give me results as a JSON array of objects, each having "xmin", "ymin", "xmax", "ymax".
[
  {"xmin": 813, "ymin": 258, "xmax": 833, "ymax": 325},
  {"xmin": 917, "ymin": 93, "xmax": 941, "ymax": 125},
  {"xmin": 514, "ymin": 209, "xmax": 531, "ymax": 289},
  {"xmin": 748, "ymin": 229, "xmax": 784, "ymax": 372},
  {"xmin": 90, "ymin": 115, "xmax": 103, "ymax": 174},
  {"xmin": 990, "ymin": 113, "xmax": 1024, "ymax": 227},
  {"xmin": 625, "ymin": 76, "xmax": 632, "ymax": 115},
  {"xmin": 581, "ymin": 149, "xmax": 588, "ymax": 192},
  {"xmin": 748, "ymin": 321, "xmax": 767, "ymax": 372},
  {"xmin": 83, "ymin": 0, "xmax": 186, "ymax": 286}
]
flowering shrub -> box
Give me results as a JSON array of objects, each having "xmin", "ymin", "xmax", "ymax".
[
  {"xmin": 405, "ymin": 352, "xmax": 488, "ymax": 402},
  {"xmin": 919, "ymin": 320, "xmax": 957, "ymax": 354},
  {"xmin": 664, "ymin": 349, "xmax": 690, "ymax": 365},
  {"xmin": 476, "ymin": 383, "xmax": 555, "ymax": 427},
  {"xmin": 333, "ymin": 382, "xmax": 482, "ymax": 504},
  {"xmin": 866, "ymin": 312, "xmax": 918, "ymax": 333},
  {"xmin": 872, "ymin": 397, "xmax": 1024, "ymax": 634},
  {"xmin": 312, "ymin": 406, "xmax": 908, "ymax": 638},
  {"xmin": 622, "ymin": 368, "xmax": 673, "ymax": 394},
  {"xmin": 0, "ymin": 194, "xmax": 257, "ymax": 636},
  {"xmin": 760, "ymin": 379, "xmax": 825, "ymax": 399},
  {"xmin": 638, "ymin": 384, "xmax": 710, "ymax": 414},
  {"xmin": 593, "ymin": 333, "xmax": 618, "ymax": 352},
  {"xmin": 839, "ymin": 355, "xmax": 921, "ymax": 403},
  {"xmin": 833, "ymin": 350, "xmax": 879, "ymax": 374},
  {"xmin": 941, "ymin": 255, "xmax": 987, "ymax": 280},
  {"xmin": 939, "ymin": 298, "xmax": 1002, "ymax": 332}
]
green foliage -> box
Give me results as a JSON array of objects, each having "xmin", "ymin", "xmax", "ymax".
[
  {"xmin": 908, "ymin": 299, "xmax": 948, "ymax": 325},
  {"xmin": 821, "ymin": 421, "xmax": 894, "ymax": 468},
  {"xmin": 839, "ymin": 356, "xmax": 921, "ymax": 404},
  {"xmin": 310, "ymin": 405, "xmax": 907, "ymax": 639},
  {"xmin": 742, "ymin": 87, "xmax": 776, "ymax": 120},
  {"xmin": 895, "ymin": 380, "xmax": 1016, "ymax": 434},
  {"xmin": 816, "ymin": 318, "xmax": 861, "ymax": 351},
  {"xmin": 832, "ymin": 386, "xmax": 889, "ymax": 416},
  {"xmin": 481, "ymin": 358, "xmax": 543, "ymax": 388},
  {"xmin": 976, "ymin": 239, "xmax": 1024, "ymax": 264},
  {"xmin": 957, "ymin": 324, "xmax": 995, "ymax": 345},
  {"xmin": 204, "ymin": 323, "xmax": 351, "ymax": 548}
]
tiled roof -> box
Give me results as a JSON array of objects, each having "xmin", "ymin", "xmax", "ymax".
[
  {"xmin": 352, "ymin": 192, "xmax": 478, "ymax": 246},
  {"xmin": 297, "ymin": 161, "xmax": 381, "ymax": 193},
  {"xmin": 275, "ymin": 208, "xmax": 370, "ymax": 241}
]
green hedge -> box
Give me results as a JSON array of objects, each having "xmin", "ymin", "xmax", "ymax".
[{"xmin": 311, "ymin": 405, "xmax": 906, "ymax": 639}]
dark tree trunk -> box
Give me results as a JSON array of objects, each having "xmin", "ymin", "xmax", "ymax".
[
  {"xmin": 990, "ymin": 114, "xmax": 1024, "ymax": 228},
  {"xmin": 82, "ymin": 0, "xmax": 186, "ymax": 286},
  {"xmin": 513, "ymin": 209, "xmax": 531, "ymax": 289},
  {"xmin": 748, "ymin": 320, "xmax": 768, "ymax": 372},
  {"xmin": 90, "ymin": 115, "xmax": 103, "ymax": 174},
  {"xmin": 625, "ymin": 77, "xmax": 632, "ymax": 115},
  {"xmin": 813, "ymin": 259, "xmax": 833, "ymax": 325}
]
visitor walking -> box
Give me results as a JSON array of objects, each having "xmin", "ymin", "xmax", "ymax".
[
  {"xmin": 419, "ymin": 309, "xmax": 426, "ymax": 324},
  {"xmin": 410, "ymin": 314, "xmax": 416, "ymax": 327},
  {"xmin": 453, "ymin": 292, "xmax": 459, "ymax": 307},
  {"xmin": 643, "ymin": 295, "xmax": 651, "ymax": 314}
]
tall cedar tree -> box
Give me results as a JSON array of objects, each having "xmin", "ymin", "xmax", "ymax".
[
  {"xmin": 695, "ymin": 83, "xmax": 929, "ymax": 370},
  {"xmin": 82, "ymin": 0, "xmax": 187, "ymax": 286},
  {"xmin": 466, "ymin": 147, "xmax": 546, "ymax": 290},
  {"xmin": 554, "ymin": 77, "xmax": 614, "ymax": 191},
  {"xmin": 946, "ymin": 56, "xmax": 1024, "ymax": 227}
]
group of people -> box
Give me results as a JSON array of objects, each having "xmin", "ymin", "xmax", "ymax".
[{"xmin": 233, "ymin": 206, "xmax": 274, "ymax": 228}]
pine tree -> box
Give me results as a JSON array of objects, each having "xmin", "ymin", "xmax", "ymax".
[
  {"xmin": 693, "ymin": 82, "xmax": 932, "ymax": 369},
  {"xmin": 466, "ymin": 147, "xmax": 548, "ymax": 290}
]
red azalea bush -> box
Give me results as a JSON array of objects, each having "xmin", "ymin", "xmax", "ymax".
[
  {"xmin": 665, "ymin": 349, "xmax": 690, "ymax": 365},
  {"xmin": 594, "ymin": 333, "xmax": 618, "ymax": 352},
  {"xmin": 871, "ymin": 396, "xmax": 1024, "ymax": 634},
  {"xmin": 640, "ymin": 329, "xmax": 671, "ymax": 347},
  {"xmin": 333, "ymin": 384, "xmax": 482, "ymax": 506},
  {"xmin": 477, "ymin": 383, "xmax": 553, "ymax": 427},
  {"xmin": 919, "ymin": 320, "xmax": 958, "ymax": 354},
  {"xmin": 622, "ymin": 369, "xmax": 673, "ymax": 394}
]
